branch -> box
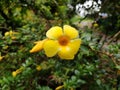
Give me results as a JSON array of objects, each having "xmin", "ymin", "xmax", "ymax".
[
  {"xmin": 107, "ymin": 31, "xmax": 120, "ymax": 44},
  {"xmin": 88, "ymin": 45, "xmax": 118, "ymax": 66}
]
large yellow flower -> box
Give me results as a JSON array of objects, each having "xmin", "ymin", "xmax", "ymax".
[{"xmin": 30, "ymin": 25, "xmax": 81, "ymax": 60}]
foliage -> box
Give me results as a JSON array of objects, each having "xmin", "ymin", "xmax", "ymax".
[{"xmin": 0, "ymin": 0, "xmax": 120, "ymax": 90}]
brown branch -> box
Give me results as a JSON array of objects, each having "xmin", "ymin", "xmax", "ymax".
[
  {"xmin": 99, "ymin": 34, "xmax": 107, "ymax": 50},
  {"xmin": 88, "ymin": 45, "xmax": 118, "ymax": 66},
  {"xmin": 107, "ymin": 31, "xmax": 120, "ymax": 45},
  {"xmin": 98, "ymin": 51, "xmax": 118, "ymax": 66}
]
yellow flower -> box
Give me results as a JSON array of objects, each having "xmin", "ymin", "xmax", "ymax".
[
  {"xmin": 36, "ymin": 65, "xmax": 42, "ymax": 71},
  {"xmin": 0, "ymin": 56, "xmax": 4, "ymax": 61},
  {"xmin": 12, "ymin": 71, "xmax": 17, "ymax": 77},
  {"xmin": 30, "ymin": 39, "xmax": 48, "ymax": 53},
  {"xmin": 55, "ymin": 85, "xmax": 64, "ymax": 90},
  {"xmin": 5, "ymin": 30, "xmax": 18, "ymax": 36},
  {"xmin": 12, "ymin": 67, "xmax": 24, "ymax": 77},
  {"xmin": 3, "ymin": 45, "xmax": 9, "ymax": 50},
  {"xmin": 30, "ymin": 25, "xmax": 81, "ymax": 60},
  {"xmin": 43, "ymin": 25, "xmax": 81, "ymax": 60},
  {"xmin": 4, "ymin": 30, "xmax": 19, "ymax": 40},
  {"xmin": 93, "ymin": 23, "xmax": 99, "ymax": 27}
]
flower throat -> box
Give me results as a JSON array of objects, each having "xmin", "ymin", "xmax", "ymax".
[{"xmin": 58, "ymin": 35, "xmax": 70, "ymax": 46}]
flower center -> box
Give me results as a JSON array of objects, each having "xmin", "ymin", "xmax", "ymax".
[{"xmin": 58, "ymin": 35, "xmax": 70, "ymax": 46}]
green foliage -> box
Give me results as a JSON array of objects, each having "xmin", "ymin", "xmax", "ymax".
[{"xmin": 0, "ymin": 0, "xmax": 120, "ymax": 90}]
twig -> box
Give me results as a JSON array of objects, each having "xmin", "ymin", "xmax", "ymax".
[
  {"xmin": 88, "ymin": 45, "xmax": 118, "ymax": 66},
  {"xmin": 98, "ymin": 51, "xmax": 118, "ymax": 66},
  {"xmin": 0, "ymin": 27, "xmax": 9, "ymax": 30},
  {"xmin": 99, "ymin": 34, "xmax": 106, "ymax": 49},
  {"xmin": 107, "ymin": 31, "xmax": 120, "ymax": 45}
]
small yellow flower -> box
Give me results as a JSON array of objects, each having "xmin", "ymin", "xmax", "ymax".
[
  {"xmin": 55, "ymin": 85, "xmax": 64, "ymax": 90},
  {"xmin": 12, "ymin": 71, "xmax": 17, "ymax": 77},
  {"xmin": 30, "ymin": 39, "xmax": 48, "ymax": 53},
  {"xmin": 12, "ymin": 67, "xmax": 24, "ymax": 77},
  {"xmin": 16, "ymin": 69, "xmax": 21, "ymax": 74},
  {"xmin": 55, "ymin": 12, "xmax": 58, "ymax": 16},
  {"xmin": 0, "ymin": 56, "xmax": 4, "ymax": 61},
  {"xmin": 4, "ymin": 30, "xmax": 19, "ymax": 40},
  {"xmin": 36, "ymin": 65, "xmax": 42, "ymax": 71},
  {"xmin": 3, "ymin": 45, "xmax": 9, "ymax": 50},
  {"xmin": 93, "ymin": 23, "xmax": 98, "ymax": 27},
  {"xmin": 5, "ymin": 30, "xmax": 18, "ymax": 36},
  {"xmin": 4, "ymin": 32, "xmax": 10, "ymax": 36},
  {"xmin": 30, "ymin": 25, "xmax": 81, "ymax": 60}
]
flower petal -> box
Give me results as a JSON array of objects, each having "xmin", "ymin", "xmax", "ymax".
[
  {"xmin": 0, "ymin": 56, "xmax": 4, "ymax": 61},
  {"xmin": 46, "ymin": 26, "xmax": 63, "ymax": 39},
  {"xmin": 58, "ymin": 39, "xmax": 82, "ymax": 60},
  {"xmin": 55, "ymin": 85, "xmax": 64, "ymax": 90},
  {"xmin": 58, "ymin": 46, "xmax": 74, "ymax": 60},
  {"xmin": 68, "ymin": 39, "xmax": 82, "ymax": 55},
  {"xmin": 30, "ymin": 39, "xmax": 47, "ymax": 53},
  {"xmin": 63, "ymin": 25, "xmax": 79, "ymax": 39},
  {"xmin": 43, "ymin": 40, "xmax": 59, "ymax": 57}
]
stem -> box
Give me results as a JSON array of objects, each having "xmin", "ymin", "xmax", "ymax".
[
  {"xmin": 107, "ymin": 31, "xmax": 120, "ymax": 45},
  {"xmin": 88, "ymin": 45, "xmax": 118, "ymax": 66}
]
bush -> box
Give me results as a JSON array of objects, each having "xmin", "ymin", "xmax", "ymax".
[{"xmin": 0, "ymin": 0, "xmax": 120, "ymax": 90}]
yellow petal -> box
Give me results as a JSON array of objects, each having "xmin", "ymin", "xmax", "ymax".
[
  {"xmin": 43, "ymin": 40, "xmax": 59, "ymax": 57},
  {"xmin": 58, "ymin": 39, "xmax": 81, "ymax": 60},
  {"xmin": 16, "ymin": 69, "xmax": 22, "ymax": 74},
  {"xmin": 58, "ymin": 46, "xmax": 74, "ymax": 60},
  {"xmin": 46, "ymin": 26, "xmax": 63, "ymax": 39},
  {"xmin": 12, "ymin": 71, "xmax": 17, "ymax": 77},
  {"xmin": 63, "ymin": 25, "xmax": 79, "ymax": 39},
  {"xmin": 55, "ymin": 85, "xmax": 64, "ymax": 90},
  {"xmin": 68, "ymin": 39, "xmax": 82, "ymax": 55},
  {"xmin": 36, "ymin": 65, "xmax": 42, "ymax": 71},
  {"xmin": 4, "ymin": 32, "xmax": 10, "ymax": 36},
  {"xmin": 30, "ymin": 39, "xmax": 47, "ymax": 53},
  {"xmin": 34, "ymin": 41, "xmax": 42, "ymax": 44},
  {"xmin": 0, "ymin": 56, "xmax": 4, "ymax": 61}
]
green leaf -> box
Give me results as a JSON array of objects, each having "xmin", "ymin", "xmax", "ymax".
[
  {"xmin": 96, "ymin": 79, "xmax": 101, "ymax": 85},
  {"xmin": 116, "ymin": 65, "xmax": 120, "ymax": 69}
]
